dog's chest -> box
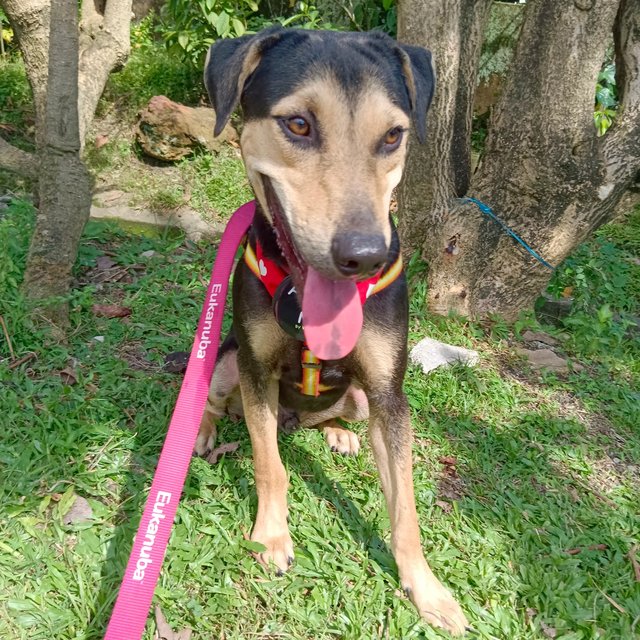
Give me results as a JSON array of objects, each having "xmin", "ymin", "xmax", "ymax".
[{"xmin": 277, "ymin": 343, "xmax": 352, "ymax": 412}]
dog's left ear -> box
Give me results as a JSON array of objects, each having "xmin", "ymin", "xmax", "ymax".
[
  {"xmin": 396, "ymin": 44, "xmax": 436, "ymax": 144},
  {"xmin": 204, "ymin": 26, "xmax": 284, "ymax": 136}
]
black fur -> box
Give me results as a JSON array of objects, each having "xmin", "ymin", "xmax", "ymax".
[
  {"xmin": 229, "ymin": 201, "xmax": 407, "ymax": 423},
  {"xmin": 204, "ymin": 27, "xmax": 435, "ymax": 142}
]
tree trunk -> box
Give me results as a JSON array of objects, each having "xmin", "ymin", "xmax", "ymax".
[
  {"xmin": 21, "ymin": 0, "xmax": 91, "ymax": 320},
  {"xmin": 1, "ymin": 0, "xmax": 132, "ymax": 323},
  {"xmin": 2, "ymin": 0, "xmax": 50, "ymax": 147},
  {"xmin": 77, "ymin": 0, "xmax": 132, "ymax": 143},
  {"xmin": 398, "ymin": 0, "xmax": 640, "ymax": 320},
  {"xmin": 0, "ymin": 137, "xmax": 38, "ymax": 180},
  {"xmin": 0, "ymin": 0, "xmax": 132, "ymax": 174}
]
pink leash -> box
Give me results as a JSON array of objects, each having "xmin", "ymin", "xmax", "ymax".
[{"xmin": 104, "ymin": 200, "xmax": 256, "ymax": 640}]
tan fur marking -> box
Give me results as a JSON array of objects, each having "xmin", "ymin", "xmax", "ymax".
[
  {"xmin": 299, "ymin": 384, "xmax": 369, "ymax": 427},
  {"xmin": 240, "ymin": 373, "xmax": 294, "ymax": 572},
  {"xmin": 368, "ymin": 406, "xmax": 468, "ymax": 634},
  {"xmin": 247, "ymin": 316, "xmax": 288, "ymax": 364},
  {"xmin": 354, "ymin": 325, "xmax": 401, "ymax": 388},
  {"xmin": 398, "ymin": 50, "xmax": 418, "ymax": 110},
  {"xmin": 195, "ymin": 349, "xmax": 240, "ymax": 457}
]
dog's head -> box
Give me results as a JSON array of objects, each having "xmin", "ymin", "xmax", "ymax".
[{"xmin": 205, "ymin": 27, "xmax": 434, "ymax": 358}]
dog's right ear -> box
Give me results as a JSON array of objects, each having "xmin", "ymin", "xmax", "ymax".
[
  {"xmin": 396, "ymin": 44, "xmax": 436, "ymax": 144},
  {"xmin": 204, "ymin": 26, "xmax": 284, "ymax": 136}
]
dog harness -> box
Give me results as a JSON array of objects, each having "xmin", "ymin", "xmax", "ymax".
[{"xmin": 244, "ymin": 238, "xmax": 402, "ymax": 396}]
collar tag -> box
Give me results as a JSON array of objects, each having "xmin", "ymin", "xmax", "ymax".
[{"xmin": 272, "ymin": 276, "xmax": 305, "ymax": 340}]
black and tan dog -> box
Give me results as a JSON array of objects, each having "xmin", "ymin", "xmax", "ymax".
[{"xmin": 195, "ymin": 26, "xmax": 468, "ymax": 635}]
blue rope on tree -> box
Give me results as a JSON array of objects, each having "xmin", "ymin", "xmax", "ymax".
[{"xmin": 460, "ymin": 197, "xmax": 556, "ymax": 271}]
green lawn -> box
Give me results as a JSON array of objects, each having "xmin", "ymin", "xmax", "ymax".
[{"xmin": 1, "ymin": 200, "xmax": 639, "ymax": 639}]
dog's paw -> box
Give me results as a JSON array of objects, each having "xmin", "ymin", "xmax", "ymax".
[
  {"xmin": 193, "ymin": 431, "xmax": 215, "ymax": 458},
  {"xmin": 193, "ymin": 414, "xmax": 217, "ymax": 458},
  {"xmin": 401, "ymin": 564, "xmax": 468, "ymax": 636},
  {"xmin": 251, "ymin": 528, "xmax": 295, "ymax": 574},
  {"xmin": 323, "ymin": 423, "xmax": 360, "ymax": 456}
]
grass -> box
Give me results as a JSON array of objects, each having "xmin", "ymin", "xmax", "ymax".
[
  {"xmin": 1, "ymin": 199, "xmax": 639, "ymax": 640},
  {"xmin": 0, "ymin": 54, "xmax": 33, "ymax": 149}
]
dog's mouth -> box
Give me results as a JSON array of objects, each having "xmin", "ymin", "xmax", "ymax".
[{"xmin": 262, "ymin": 175, "xmax": 364, "ymax": 361}]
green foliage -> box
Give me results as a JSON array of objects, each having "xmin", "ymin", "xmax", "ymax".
[
  {"xmin": 315, "ymin": 0, "xmax": 396, "ymax": 34},
  {"xmin": 161, "ymin": 0, "xmax": 262, "ymax": 67},
  {"xmin": 0, "ymin": 56, "xmax": 33, "ymax": 149},
  {"xmin": 179, "ymin": 148, "xmax": 253, "ymax": 216},
  {"xmin": 600, "ymin": 206, "xmax": 640, "ymax": 254},
  {"xmin": 594, "ymin": 63, "xmax": 618, "ymax": 137},
  {"xmin": 546, "ymin": 207, "xmax": 640, "ymax": 355},
  {"xmin": 0, "ymin": 200, "xmax": 34, "ymax": 298},
  {"xmin": 102, "ymin": 41, "xmax": 203, "ymax": 114},
  {"xmin": 0, "ymin": 7, "xmax": 16, "ymax": 53},
  {"xmin": 159, "ymin": 0, "xmax": 397, "ymax": 68},
  {"xmin": 274, "ymin": 2, "xmax": 337, "ymax": 30}
]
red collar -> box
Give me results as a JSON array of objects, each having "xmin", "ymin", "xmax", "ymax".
[{"xmin": 244, "ymin": 239, "xmax": 402, "ymax": 303}]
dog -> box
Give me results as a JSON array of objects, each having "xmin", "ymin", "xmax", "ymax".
[{"xmin": 195, "ymin": 26, "xmax": 468, "ymax": 635}]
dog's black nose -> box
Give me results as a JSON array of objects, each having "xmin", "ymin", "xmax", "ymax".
[{"xmin": 331, "ymin": 232, "xmax": 388, "ymax": 277}]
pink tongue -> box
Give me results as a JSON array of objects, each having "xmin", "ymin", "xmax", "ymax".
[{"xmin": 302, "ymin": 267, "xmax": 363, "ymax": 360}]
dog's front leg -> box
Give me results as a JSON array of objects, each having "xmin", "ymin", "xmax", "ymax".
[
  {"xmin": 368, "ymin": 393, "xmax": 468, "ymax": 636},
  {"xmin": 238, "ymin": 363, "xmax": 294, "ymax": 573}
]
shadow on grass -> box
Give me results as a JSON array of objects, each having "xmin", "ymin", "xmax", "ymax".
[
  {"xmin": 86, "ymin": 396, "xmax": 639, "ymax": 639},
  {"xmin": 418, "ymin": 405, "xmax": 640, "ymax": 637},
  {"xmin": 85, "ymin": 438, "xmax": 156, "ymax": 638}
]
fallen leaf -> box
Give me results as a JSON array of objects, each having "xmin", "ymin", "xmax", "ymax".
[
  {"xmin": 562, "ymin": 286, "xmax": 573, "ymax": 298},
  {"xmin": 92, "ymin": 304, "xmax": 132, "ymax": 318},
  {"xmin": 63, "ymin": 495, "xmax": 93, "ymax": 525},
  {"xmin": 438, "ymin": 474, "xmax": 465, "ymax": 501},
  {"xmin": 59, "ymin": 367, "xmax": 78, "ymax": 385},
  {"xmin": 164, "ymin": 351, "xmax": 190, "ymax": 374},
  {"xmin": 565, "ymin": 544, "xmax": 608, "ymax": 555},
  {"xmin": 141, "ymin": 249, "xmax": 156, "ymax": 258},
  {"xmin": 96, "ymin": 255, "xmax": 117, "ymax": 270},
  {"xmin": 524, "ymin": 607, "xmax": 538, "ymax": 623},
  {"xmin": 206, "ymin": 441, "xmax": 239, "ymax": 465},
  {"xmin": 438, "ymin": 455, "xmax": 458, "ymax": 466},
  {"xmin": 154, "ymin": 605, "xmax": 192, "ymax": 640},
  {"xmin": 540, "ymin": 620, "xmax": 557, "ymax": 638},
  {"xmin": 435, "ymin": 500, "xmax": 452, "ymax": 513},
  {"xmin": 94, "ymin": 134, "xmax": 109, "ymax": 149}
]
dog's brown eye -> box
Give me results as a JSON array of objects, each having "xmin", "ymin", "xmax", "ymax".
[
  {"xmin": 286, "ymin": 116, "xmax": 311, "ymax": 137},
  {"xmin": 384, "ymin": 127, "xmax": 403, "ymax": 147}
]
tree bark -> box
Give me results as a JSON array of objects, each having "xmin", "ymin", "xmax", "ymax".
[
  {"xmin": 21, "ymin": 0, "xmax": 91, "ymax": 319},
  {"xmin": 0, "ymin": 137, "xmax": 38, "ymax": 180},
  {"xmin": 398, "ymin": 0, "xmax": 640, "ymax": 320},
  {"xmin": 78, "ymin": 0, "xmax": 132, "ymax": 143},
  {"xmin": 397, "ymin": 0, "xmax": 493, "ymax": 253}
]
